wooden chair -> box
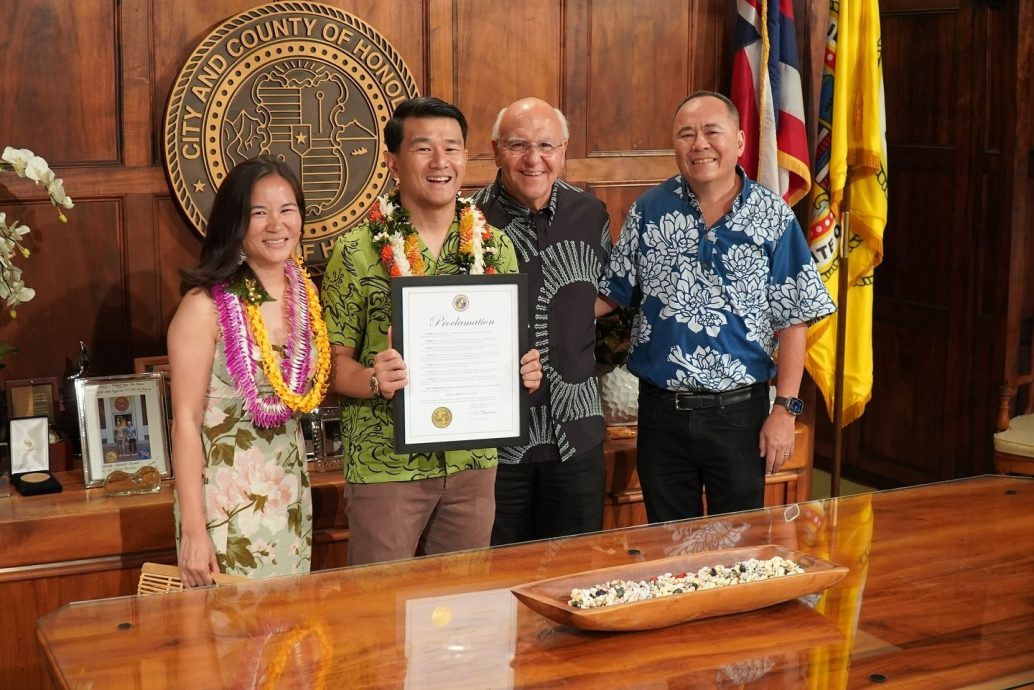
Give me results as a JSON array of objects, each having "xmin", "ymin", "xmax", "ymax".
[
  {"xmin": 995, "ymin": 320, "xmax": 1034, "ymax": 476},
  {"xmin": 137, "ymin": 562, "xmax": 247, "ymax": 595}
]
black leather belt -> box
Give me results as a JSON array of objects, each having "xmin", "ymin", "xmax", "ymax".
[{"xmin": 663, "ymin": 383, "xmax": 768, "ymax": 410}]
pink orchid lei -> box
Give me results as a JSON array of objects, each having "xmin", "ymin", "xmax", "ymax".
[{"xmin": 212, "ymin": 259, "xmax": 313, "ymax": 428}]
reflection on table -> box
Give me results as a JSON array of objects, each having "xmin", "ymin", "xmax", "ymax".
[{"xmin": 37, "ymin": 476, "xmax": 1034, "ymax": 689}]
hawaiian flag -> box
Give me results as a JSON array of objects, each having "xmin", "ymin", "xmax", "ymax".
[
  {"xmin": 731, "ymin": 0, "xmax": 811, "ymax": 206},
  {"xmin": 804, "ymin": 0, "xmax": 888, "ymax": 425}
]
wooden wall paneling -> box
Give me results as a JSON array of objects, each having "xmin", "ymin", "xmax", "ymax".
[
  {"xmin": 562, "ymin": 0, "xmax": 591, "ymax": 159},
  {"xmin": 0, "ymin": 200, "xmax": 126, "ymax": 383},
  {"xmin": 0, "ymin": 1, "xmax": 119, "ymax": 165},
  {"xmin": 941, "ymin": 0, "xmax": 984, "ymax": 479},
  {"xmin": 586, "ymin": 0, "xmax": 691, "ymax": 154},
  {"xmin": 124, "ymin": 195, "xmax": 164, "ymax": 362},
  {"xmin": 120, "ymin": 0, "xmax": 155, "ymax": 167},
  {"xmin": 429, "ymin": 0, "xmax": 562, "ymax": 164},
  {"xmin": 427, "ymin": 0, "xmax": 456, "ymax": 101},
  {"xmin": 584, "ymin": 182, "xmax": 657, "ymax": 243},
  {"xmin": 154, "ymin": 197, "xmax": 203, "ymax": 350}
]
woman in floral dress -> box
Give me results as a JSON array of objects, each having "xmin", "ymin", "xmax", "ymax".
[{"xmin": 168, "ymin": 156, "xmax": 331, "ymax": 586}]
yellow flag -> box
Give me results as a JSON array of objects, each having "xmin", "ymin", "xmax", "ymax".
[{"xmin": 805, "ymin": 0, "xmax": 889, "ymax": 425}]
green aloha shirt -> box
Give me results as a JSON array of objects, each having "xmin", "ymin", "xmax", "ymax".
[{"xmin": 321, "ymin": 218, "xmax": 519, "ymax": 484}]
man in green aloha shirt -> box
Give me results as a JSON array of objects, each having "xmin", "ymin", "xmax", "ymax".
[{"xmin": 322, "ymin": 96, "xmax": 542, "ymax": 566}]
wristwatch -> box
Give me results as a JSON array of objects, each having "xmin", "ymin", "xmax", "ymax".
[
  {"xmin": 369, "ymin": 373, "xmax": 382, "ymax": 399},
  {"xmin": 773, "ymin": 395, "xmax": 804, "ymax": 415}
]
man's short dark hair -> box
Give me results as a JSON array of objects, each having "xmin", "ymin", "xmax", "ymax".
[
  {"xmin": 672, "ymin": 90, "xmax": 740, "ymax": 126},
  {"xmin": 384, "ymin": 97, "xmax": 469, "ymax": 153}
]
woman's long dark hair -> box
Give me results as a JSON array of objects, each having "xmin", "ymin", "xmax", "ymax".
[{"xmin": 179, "ymin": 155, "xmax": 305, "ymax": 294}]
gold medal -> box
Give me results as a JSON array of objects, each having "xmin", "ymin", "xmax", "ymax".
[{"xmin": 431, "ymin": 407, "xmax": 453, "ymax": 429}]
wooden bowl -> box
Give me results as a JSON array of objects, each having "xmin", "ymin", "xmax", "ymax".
[{"xmin": 510, "ymin": 544, "xmax": 848, "ymax": 631}]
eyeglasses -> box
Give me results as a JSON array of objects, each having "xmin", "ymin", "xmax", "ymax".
[{"xmin": 499, "ymin": 140, "xmax": 564, "ymax": 157}]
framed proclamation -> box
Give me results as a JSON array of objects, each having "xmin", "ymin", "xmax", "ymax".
[{"xmin": 391, "ymin": 274, "xmax": 528, "ymax": 454}]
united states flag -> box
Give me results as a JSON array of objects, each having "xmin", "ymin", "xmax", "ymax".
[{"xmin": 730, "ymin": 0, "xmax": 811, "ymax": 206}]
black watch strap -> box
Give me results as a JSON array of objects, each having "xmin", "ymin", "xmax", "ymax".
[{"xmin": 774, "ymin": 395, "xmax": 804, "ymax": 415}]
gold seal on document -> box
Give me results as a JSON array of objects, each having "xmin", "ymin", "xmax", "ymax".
[
  {"xmin": 452, "ymin": 294, "xmax": 469, "ymax": 311},
  {"xmin": 163, "ymin": 2, "xmax": 419, "ymax": 272},
  {"xmin": 430, "ymin": 605, "xmax": 452, "ymax": 627},
  {"xmin": 431, "ymin": 407, "xmax": 453, "ymax": 429}
]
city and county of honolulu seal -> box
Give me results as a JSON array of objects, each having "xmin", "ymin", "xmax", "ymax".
[
  {"xmin": 431, "ymin": 407, "xmax": 453, "ymax": 429},
  {"xmin": 163, "ymin": 1, "xmax": 419, "ymax": 269}
]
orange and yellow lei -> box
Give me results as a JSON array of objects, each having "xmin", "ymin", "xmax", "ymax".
[{"xmin": 368, "ymin": 188, "xmax": 500, "ymax": 276}]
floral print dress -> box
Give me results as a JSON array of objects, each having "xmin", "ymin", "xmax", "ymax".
[{"xmin": 178, "ymin": 340, "xmax": 313, "ymax": 578}]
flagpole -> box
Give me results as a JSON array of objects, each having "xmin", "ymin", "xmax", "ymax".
[{"xmin": 831, "ymin": 212, "xmax": 850, "ymax": 497}]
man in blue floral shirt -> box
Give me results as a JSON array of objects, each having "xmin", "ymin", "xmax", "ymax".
[{"xmin": 598, "ymin": 91, "xmax": 835, "ymax": 522}]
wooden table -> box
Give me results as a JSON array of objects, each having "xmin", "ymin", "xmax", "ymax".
[
  {"xmin": 0, "ymin": 470, "xmax": 348, "ymax": 690},
  {"xmin": 36, "ymin": 476, "xmax": 1034, "ymax": 688}
]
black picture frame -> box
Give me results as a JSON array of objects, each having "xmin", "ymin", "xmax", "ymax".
[{"xmin": 390, "ymin": 273, "xmax": 528, "ymax": 454}]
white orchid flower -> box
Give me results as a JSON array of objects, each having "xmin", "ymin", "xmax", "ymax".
[
  {"xmin": 1, "ymin": 147, "xmax": 34, "ymax": 175},
  {"xmin": 48, "ymin": 178, "xmax": 74, "ymax": 216},
  {"xmin": 23, "ymin": 156, "xmax": 52, "ymax": 183},
  {"xmin": 0, "ymin": 145, "xmax": 73, "ymax": 320}
]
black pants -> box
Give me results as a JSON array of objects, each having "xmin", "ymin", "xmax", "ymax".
[
  {"xmin": 491, "ymin": 445, "xmax": 605, "ymax": 546},
  {"xmin": 637, "ymin": 382, "xmax": 768, "ymax": 523}
]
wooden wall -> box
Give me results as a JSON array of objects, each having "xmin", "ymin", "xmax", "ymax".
[
  {"xmin": 0, "ymin": 0, "xmax": 720, "ymax": 386},
  {"xmin": 0, "ymin": 0, "xmax": 1030, "ymax": 489},
  {"xmin": 811, "ymin": 0, "xmax": 1033, "ymax": 485}
]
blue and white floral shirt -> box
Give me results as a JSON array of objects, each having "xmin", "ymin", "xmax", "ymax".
[{"xmin": 599, "ymin": 170, "xmax": 835, "ymax": 392}]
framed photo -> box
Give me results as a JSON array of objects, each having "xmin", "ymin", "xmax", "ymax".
[
  {"xmin": 310, "ymin": 405, "xmax": 344, "ymax": 472},
  {"xmin": 133, "ymin": 356, "xmax": 170, "ymax": 376},
  {"xmin": 6, "ymin": 377, "xmax": 60, "ymax": 424},
  {"xmin": 75, "ymin": 373, "xmax": 172, "ymax": 488}
]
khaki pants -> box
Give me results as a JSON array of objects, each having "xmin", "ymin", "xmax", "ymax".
[{"xmin": 345, "ymin": 467, "xmax": 497, "ymax": 566}]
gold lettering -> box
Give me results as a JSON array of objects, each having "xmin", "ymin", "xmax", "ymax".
[
  {"xmin": 352, "ymin": 38, "xmax": 371, "ymax": 59},
  {"xmin": 181, "ymin": 142, "xmax": 201, "ymax": 160},
  {"xmin": 256, "ymin": 21, "xmax": 274, "ymax": 42},
  {"xmin": 227, "ymin": 37, "xmax": 243, "ymax": 57},
  {"xmin": 335, "ymin": 26, "xmax": 353, "ymax": 46},
  {"xmin": 197, "ymin": 54, "xmax": 227, "ymax": 89},
  {"xmin": 303, "ymin": 17, "xmax": 317, "ymax": 35},
  {"xmin": 322, "ymin": 23, "xmax": 340, "ymax": 43},
  {"xmin": 240, "ymin": 29, "xmax": 258, "ymax": 49}
]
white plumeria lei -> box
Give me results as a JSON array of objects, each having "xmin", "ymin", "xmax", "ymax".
[{"xmin": 0, "ymin": 146, "xmax": 74, "ymax": 315}]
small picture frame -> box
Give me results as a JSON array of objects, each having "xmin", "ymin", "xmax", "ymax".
[
  {"xmin": 132, "ymin": 356, "xmax": 170, "ymax": 376},
  {"xmin": 310, "ymin": 405, "xmax": 344, "ymax": 472},
  {"xmin": 300, "ymin": 412, "xmax": 316, "ymax": 463},
  {"xmin": 6, "ymin": 377, "xmax": 60, "ymax": 424},
  {"xmin": 75, "ymin": 373, "xmax": 172, "ymax": 488}
]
